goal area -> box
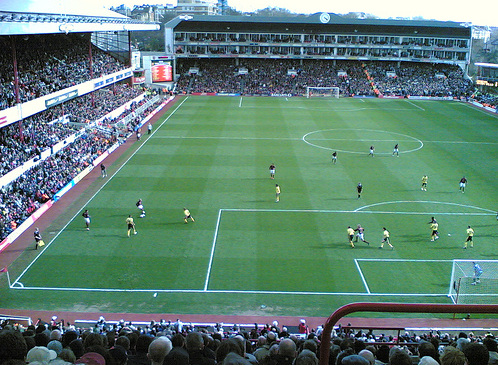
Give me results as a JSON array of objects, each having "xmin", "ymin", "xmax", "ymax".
[
  {"xmin": 448, "ymin": 259, "xmax": 498, "ymax": 304},
  {"xmin": 306, "ymin": 87, "xmax": 340, "ymax": 98}
]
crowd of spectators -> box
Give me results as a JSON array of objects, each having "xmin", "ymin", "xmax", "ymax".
[
  {"xmin": 0, "ymin": 83, "xmax": 162, "ymax": 240},
  {"xmin": 364, "ymin": 62, "xmax": 473, "ymax": 98},
  {"xmin": 0, "ymin": 130, "xmax": 115, "ymax": 239},
  {"xmin": 0, "ymin": 84, "xmax": 144, "ymax": 178},
  {"xmin": 0, "ymin": 33, "xmax": 127, "ymax": 111},
  {"xmin": 1, "ymin": 317, "xmax": 497, "ymax": 365},
  {"xmin": 175, "ymin": 59, "xmax": 473, "ymax": 99},
  {"xmin": 471, "ymin": 91, "xmax": 498, "ymax": 108}
]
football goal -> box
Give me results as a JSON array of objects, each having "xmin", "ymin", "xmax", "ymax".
[
  {"xmin": 306, "ymin": 86, "xmax": 340, "ymax": 98},
  {"xmin": 448, "ymin": 259, "xmax": 498, "ymax": 304}
]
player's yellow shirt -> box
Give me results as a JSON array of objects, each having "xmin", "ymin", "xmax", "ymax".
[
  {"xmin": 126, "ymin": 217, "xmax": 134, "ymax": 225},
  {"xmin": 467, "ymin": 228, "xmax": 474, "ymax": 237},
  {"xmin": 184, "ymin": 209, "xmax": 190, "ymax": 216},
  {"xmin": 275, "ymin": 186, "xmax": 281, "ymax": 194},
  {"xmin": 347, "ymin": 228, "xmax": 355, "ymax": 236},
  {"xmin": 383, "ymin": 229, "xmax": 390, "ymax": 238},
  {"xmin": 422, "ymin": 176, "xmax": 428, "ymax": 183},
  {"xmin": 430, "ymin": 223, "xmax": 438, "ymax": 231}
]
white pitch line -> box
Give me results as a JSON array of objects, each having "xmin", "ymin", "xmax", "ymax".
[
  {"xmin": 204, "ymin": 209, "xmax": 223, "ymax": 291},
  {"xmin": 221, "ymin": 208, "xmax": 494, "ymax": 216},
  {"xmin": 156, "ymin": 136, "xmax": 302, "ymax": 141},
  {"xmin": 354, "ymin": 259, "xmax": 371, "ymax": 294},
  {"xmin": 357, "ymin": 258, "xmax": 453, "ymax": 262},
  {"xmin": 11, "ymin": 97, "xmax": 190, "ymax": 288},
  {"xmin": 406, "ymin": 99, "xmax": 426, "ymax": 111},
  {"xmin": 354, "ymin": 200, "xmax": 496, "ymax": 213},
  {"xmin": 155, "ymin": 135, "xmax": 497, "ymax": 146},
  {"xmin": 9, "ymin": 285, "xmax": 449, "ymax": 297},
  {"xmin": 239, "ymin": 96, "xmax": 243, "ymax": 108}
]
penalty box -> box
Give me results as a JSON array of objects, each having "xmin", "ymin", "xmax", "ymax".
[{"xmin": 205, "ymin": 209, "xmax": 478, "ymax": 296}]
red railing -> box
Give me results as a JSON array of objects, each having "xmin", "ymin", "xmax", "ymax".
[{"xmin": 318, "ymin": 302, "xmax": 498, "ymax": 365}]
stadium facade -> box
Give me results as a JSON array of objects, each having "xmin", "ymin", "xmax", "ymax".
[{"xmin": 164, "ymin": 13, "xmax": 472, "ymax": 78}]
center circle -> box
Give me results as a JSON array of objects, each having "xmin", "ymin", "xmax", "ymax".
[{"xmin": 302, "ymin": 128, "xmax": 424, "ymax": 154}]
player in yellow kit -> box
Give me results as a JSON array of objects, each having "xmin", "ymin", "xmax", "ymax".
[
  {"xmin": 347, "ymin": 226, "xmax": 355, "ymax": 248},
  {"xmin": 379, "ymin": 227, "xmax": 394, "ymax": 250},
  {"xmin": 430, "ymin": 221, "xmax": 439, "ymax": 241},
  {"xmin": 275, "ymin": 184, "xmax": 281, "ymax": 202},
  {"xmin": 421, "ymin": 175, "xmax": 428, "ymax": 191},
  {"xmin": 184, "ymin": 208, "xmax": 195, "ymax": 223},
  {"xmin": 126, "ymin": 215, "xmax": 137, "ymax": 237},
  {"xmin": 463, "ymin": 226, "xmax": 474, "ymax": 249}
]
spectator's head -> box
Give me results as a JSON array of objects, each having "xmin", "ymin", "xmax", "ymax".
[
  {"xmin": 418, "ymin": 356, "xmax": 439, "ymax": 365},
  {"xmin": 108, "ymin": 346, "xmax": 127, "ymax": 365},
  {"xmin": 75, "ymin": 352, "xmax": 106, "ymax": 365},
  {"xmin": 418, "ymin": 342, "xmax": 438, "ymax": 361},
  {"xmin": 148, "ymin": 337, "xmax": 172, "ymax": 365},
  {"xmin": 278, "ymin": 338, "xmax": 297, "ymax": 359},
  {"xmin": 47, "ymin": 340, "xmax": 63, "ymax": 356},
  {"xmin": 171, "ymin": 334, "xmax": 185, "ymax": 348},
  {"xmin": 115, "ymin": 336, "xmax": 130, "ymax": 352},
  {"xmin": 358, "ymin": 349, "xmax": 375, "ymax": 365},
  {"xmin": 483, "ymin": 337, "xmax": 498, "ymax": 353},
  {"xmin": 26, "ymin": 346, "xmax": 57, "ymax": 365},
  {"xmin": 216, "ymin": 338, "xmax": 243, "ymax": 363},
  {"xmin": 341, "ymin": 354, "xmax": 369, "ymax": 365},
  {"xmin": 440, "ymin": 347, "xmax": 467, "ymax": 365},
  {"xmin": 295, "ymin": 349, "xmax": 318, "ymax": 365},
  {"xmin": 186, "ymin": 332, "xmax": 204, "ymax": 353},
  {"xmin": 59, "ymin": 348, "xmax": 77, "ymax": 364},
  {"xmin": 136, "ymin": 335, "xmax": 154, "ymax": 354},
  {"xmin": 0, "ymin": 330, "xmax": 28, "ymax": 364},
  {"xmin": 302, "ymin": 340, "xmax": 318, "ymax": 354},
  {"xmin": 222, "ymin": 352, "xmax": 250, "ymax": 365},
  {"xmin": 69, "ymin": 339, "xmax": 84, "ymax": 359},
  {"xmin": 462, "ymin": 343, "xmax": 489, "ymax": 365},
  {"xmin": 388, "ymin": 347, "xmax": 412, "ymax": 365}
]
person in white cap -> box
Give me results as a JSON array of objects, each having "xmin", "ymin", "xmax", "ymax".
[{"xmin": 27, "ymin": 346, "xmax": 57, "ymax": 365}]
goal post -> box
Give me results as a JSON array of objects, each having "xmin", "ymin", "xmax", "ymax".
[
  {"xmin": 448, "ymin": 259, "xmax": 498, "ymax": 304},
  {"xmin": 306, "ymin": 86, "xmax": 340, "ymax": 99}
]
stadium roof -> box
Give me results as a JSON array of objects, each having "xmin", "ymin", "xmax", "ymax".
[
  {"xmin": 0, "ymin": 0, "xmax": 159, "ymax": 35},
  {"xmin": 165, "ymin": 13, "xmax": 471, "ymax": 38}
]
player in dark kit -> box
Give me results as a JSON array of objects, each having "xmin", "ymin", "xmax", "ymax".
[
  {"xmin": 392, "ymin": 143, "xmax": 399, "ymax": 156},
  {"xmin": 269, "ymin": 164, "xmax": 276, "ymax": 179},
  {"xmin": 136, "ymin": 199, "xmax": 145, "ymax": 218},
  {"xmin": 354, "ymin": 224, "xmax": 370, "ymax": 245},
  {"xmin": 34, "ymin": 227, "xmax": 44, "ymax": 250},
  {"xmin": 82, "ymin": 209, "xmax": 91, "ymax": 230},
  {"xmin": 332, "ymin": 151, "xmax": 337, "ymax": 164},
  {"xmin": 357, "ymin": 183, "xmax": 363, "ymax": 199},
  {"xmin": 459, "ymin": 176, "xmax": 467, "ymax": 193}
]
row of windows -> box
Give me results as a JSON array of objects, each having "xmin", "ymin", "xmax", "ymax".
[
  {"xmin": 174, "ymin": 32, "xmax": 469, "ymax": 49},
  {"xmin": 175, "ymin": 45, "xmax": 468, "ymax": 61}
]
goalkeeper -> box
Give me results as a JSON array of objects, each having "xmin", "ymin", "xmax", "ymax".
[{"xmin": 472, "ymin": 262, "xmax": 483, "ymax": 285}]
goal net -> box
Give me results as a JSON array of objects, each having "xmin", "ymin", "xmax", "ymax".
[
  {"xmin": 448, "ymin": 259, "xmax": 498, "ymax": 304},
  {"xmin": 306, "ymin": 86, "xmax": 340, "ymax": 98}
]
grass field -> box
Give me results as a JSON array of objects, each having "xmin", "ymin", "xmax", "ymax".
[{"xmin": 3, "ymin": 96, "xmax": 498, "ymax": 318}]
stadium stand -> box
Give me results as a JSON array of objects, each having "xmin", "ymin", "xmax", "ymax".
[{"xmin": 174, "ymin": 59, "xmax": 475, "ymax": 98}]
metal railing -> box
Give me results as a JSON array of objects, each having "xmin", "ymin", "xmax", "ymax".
[{"xmin": 318, "ymin": 302, "xmax": 498, "ymax": 365}]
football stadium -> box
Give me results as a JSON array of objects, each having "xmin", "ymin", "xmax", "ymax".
[{"xmin": 0, "ymin": 2, "xmax": 497, "ymax": 364}]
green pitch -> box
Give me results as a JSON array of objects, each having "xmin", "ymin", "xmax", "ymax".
[{"xmin": 3, "ymin": 97, "xmax": 498, "ymax": 318}]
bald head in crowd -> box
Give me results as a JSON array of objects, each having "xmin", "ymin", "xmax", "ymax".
[
  {"xmin": 148, "ymin": 336, "xmax": 172, "ymax": 365},
  {"xmin": 278, "ymin": 338, "xmax": 297, "ymax": 358}
]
